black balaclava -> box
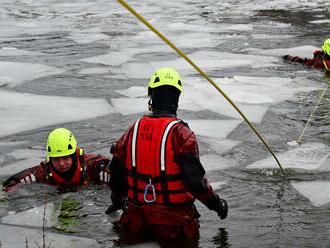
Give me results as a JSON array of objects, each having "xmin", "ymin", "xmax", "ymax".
[{"xmin": 150, "ymin": 85, "xmax": 181, "ymax": 115}]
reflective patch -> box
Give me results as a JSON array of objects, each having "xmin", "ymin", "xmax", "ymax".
[{"xmin": 31, "ymin": 174, "xmax": 36, "ymax": 182}]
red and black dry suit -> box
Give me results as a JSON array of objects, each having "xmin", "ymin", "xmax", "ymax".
[
  {"xmin": 109, "ymin": 115, "xmax": 224, "ymax": 240},
  {"xmin": 3, "ymin": 148, "xmax": 110, "ymax": 192},
  {"xmin": 283, "ymin": 50, "xmax": 330, "ymax": 73}
]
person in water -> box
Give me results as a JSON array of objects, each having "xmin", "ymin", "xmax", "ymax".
[
  {"xmin": 106, "ymin": 68, "xmax": 228, "ymax": 243},
  {"xmin": 2, "ymin": 128, "xmax": 110, "ymax": 192},
  {"xmin": 283, "ymin": 38, "xmax": 330, "ymax": 73}
]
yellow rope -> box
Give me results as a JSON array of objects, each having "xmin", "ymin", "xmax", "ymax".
[
  {"xmin": 297, "ymin": 83, "xmax": 329, "ymax": 145},
  {"xmin": 117, "ymin": 0, "xmax": 284, "ymax": 173}
]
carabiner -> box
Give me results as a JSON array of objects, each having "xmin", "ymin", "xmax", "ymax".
[{"xmin": 144, "ymin": 179, "xmax": 156, "ymax": 203}]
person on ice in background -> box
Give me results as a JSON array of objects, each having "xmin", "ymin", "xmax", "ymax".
[
  {"xmin": 283, "ymin": 38, "xmax": 330, "ymax": 73},
  {"xmin": 106, "ymin": 67, "xmax": 228, "ymax": 243},
  {"xmin": 2, "ymin": 128, "xmax": 110, "ymax": 193}
]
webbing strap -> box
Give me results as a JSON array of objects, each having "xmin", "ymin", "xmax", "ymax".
[
  {"xmin": 160, "ymin": 120, "xmax": 180, "ymax": 171},
  {"xmin": 131, "ymin": 119, "xmax": 141, "ymax": 168},
  {"xmin": 131, "ymin": 119, "xmax": 141, "ymax": 202},
  {"xmin": 159, "ymin": 120, "xmax": 180, "ymax": 204},
  {"xmin": 126, "ymin": 169, "xmax": 181, "ymax": 183},
  {"xmin": 323, "ymin": 60, "xmax": 330, "ymax": 71}
]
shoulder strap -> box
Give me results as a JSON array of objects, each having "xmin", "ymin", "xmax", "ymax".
[
  {"xmin": 78, "ymin": 149, "xmax": 88, "ymax": 185},
  {"xmin": 159, "ymin": 120, "xmax": 181, "ymax": 204},
  {"xmin": 323, "ymin": 59, "xmax": 330, "ymax": 71},
  {"xmin": 45, "ymin": 161, "xmax": 55, "ymax": 184},
  {"xmin": 130, "ymin": 118, "xmax": 142, "ymax": 202},
  {"xmin": 160, "ymin": 120, "xmax": 181, "ymax": 172}
]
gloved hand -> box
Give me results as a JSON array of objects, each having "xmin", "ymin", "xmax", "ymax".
[
  {"xmin": 217, "ymin": 198, "xmax": 228, "ymax": 220},
  {"xmin": 3, "ymin": 176, "xmax": 18, "ymax": 187},
  {"xmin": 105, "ymin": 204, "xmax": 122, "ymax": 214},
  {"xmin": 204, "ymin": 194, "xmax": 228, "ymax": 220},
  {"xmin": 2, "ymin": 176, "xmax": 19, "ymax": 192},
  {"xmin": 105, "ymin": 195, "xmax": 125, "ymax": 214},
  {"xmin": 96, "ymin": 161, "xmax": 109, "ymax": 173},
  {"xmin": 313, "ymin": 50, "xmax": 322, "ymax": 58}
]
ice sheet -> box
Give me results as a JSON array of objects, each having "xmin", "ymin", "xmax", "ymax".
[
  {"xmin": 205, "ymin": 103, "xmax": 268, "ymax": 123},
  {"xmin": 170, "ymin": 32, "xmax": 222, "ymax": 49},
  {"xmin": 7, "ymin": 148, "xmax": 44, "ymax": 160},
  {"xmin": 225, "ymin": 76, "xmax": 320, "ymax": 103},
  {"xmin": 151, "ymin": 51, "xmax": 278, "ymax": 75},
  {"xmin": 2, "ymin": 203, "xmax": 55, "ymax": 227},
  {"xmin": 69, "ymin": 31, "xmax": 109, "ymax": 44},
  {"xmin": 0, "ymin": 141, "xmax": 27, "ymax": 147},
  {"xmin": 0, "ymin": 47, "xmax": 42, "ymax": 56},
  {"xmin": 122, "ymin": 63, "xmax": 156, "ymax": 79},
  {"xmin": 0, "ymin": 91, "xmax": 114, "ymax": 138},
  {"xmin": 246, "ymin": 45, "xmax": 318, "ymax": 59},
  {"xmin": 0, "ymin": 224, "xmax": 97, "ymax": 248},
  {"xmin": 200, "ymin": 153, "xmax": 235, "ymax": 171},
  {"xmin": 165, "ymin": 22, "xmax": 219, "ymax": 33},
  {"xmin": 123, "ymin": 44, "xmax": 172, "ymax": 56},
  {"xmin": 200, "ymin": 137, "xmax": 241, "ymax": 154},
  {"xmin": 182, "ymin": 75, "xmax": 319, "ymax": 121},
  {"xmin": 309, "ymin": 19, "xmax": 330, "ymax": 24},
  {"xmin": 0, "ymin": 158, "xmax": 43, "ymax": 176},
  {"xmin": 251, "ymin": 34, "xmax": 294, "ymax": 39},
  {"xmin": 0, "ymin": 61, "xmax": 64, "ymax": 88},
  {"xmin": 111, "ymin": 97, "xmax": 148, "ymax": 116},
  {"xmin": 187, "ymin": 120, "xmax": 242, "ymax": 139},
  {"xmin": 78, "ymin": 67, "xmax": 110, "ymax": 74},
  {"xmin": 247, "ymin": 143, "xmax": 330, "ymax": 171},
  {"xmin": 115, "ymin": 86, "xmax": 147, "ymax": 98},
  {"xmin": 210, "ymin": 181, "xmax": 227, "ymax": 191},
  {"xmin": 81, "ymin": 52, "xmax": 134, "ymax": 66},
  {"xmin": 181, "ymin": 83, "xmax": 269, "ymax": 123},
  {"xmin": 291, "ymin": 181, "xmax": 330, "ymax": 207},
  {"xmin": 226, "ymin": 24, "xmax": 253, "ymax": 31}
]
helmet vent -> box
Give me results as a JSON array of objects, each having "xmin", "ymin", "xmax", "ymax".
[
  {"xmin": 68, "ymin": 144, "xmax": 73, "ymax": 150},
  {"xmin": 48, "ymin": 146, "xmax": 51, "ymax": 152},
  {"xmin": 178, "ymin": 80, "xmax": 182, "ymax": 86},
  {"xmin": 154, "ymin": 77, "xmax": 160, "ymax": 83}
]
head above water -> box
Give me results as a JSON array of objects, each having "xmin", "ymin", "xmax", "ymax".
[
  {"xmin": 148, "ymin": 68, "xmax": 183, "ymax": 114},
  {"xmin": 322, "ymin": 38, "xmax": 330, "ymax": 56},
  {"xmin": 47, "ymin": 128, "xmax": 77, "ymax": 158}
]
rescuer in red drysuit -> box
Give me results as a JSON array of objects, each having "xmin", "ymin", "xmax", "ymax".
[
  {"xmin": 283, "ymin": 38, "xmax": 330, "ymax": 73},
  {"xmin": 106, "ymin": 68, "xmax": 228, "ymax": 244},
  {"xmin": 2, "ymin": 128, "xmax": 110, "ymax": 193}
]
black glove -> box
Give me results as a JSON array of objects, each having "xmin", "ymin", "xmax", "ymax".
[
  {"xmin": 110, "ymin": 143, "xmax": 116, "ymax": 154},
  {"xmin": 105, "ymin": 195, "xmax": 125, "ymax": 214},
  {"xmin": 217, "ymin": 198, "xmax": 228, "ymax": 220},
  {"xmin": 204, "ymin": 194, "xmax": 228, "ymax": 220},
  {"xmin": 105, "ymin": 204, "xmax": 122, "ymax": 214},
  {"xmin": 96, "ymin": 161, "xmax": 109, "ymax": 173},
  {"xmin": 3, "ymin": 176, "xmax": 19, "ymax": 188}
]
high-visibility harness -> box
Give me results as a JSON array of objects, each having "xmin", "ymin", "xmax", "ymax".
[{"xmin": 126, "ymin": 117, "xmax": 195, "ymax": 206}]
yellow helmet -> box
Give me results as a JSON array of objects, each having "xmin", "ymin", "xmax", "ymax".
[
  {"xmin": 322, "ymin": 38, "xmax": 330, "ymax": 56},
  {"xmin": 148, "ymin": 68, "xmax": 182, "ymax": 96},
  {"xmin": 46, "ymin": 128, "xmax": 77, "ymax": 157}
]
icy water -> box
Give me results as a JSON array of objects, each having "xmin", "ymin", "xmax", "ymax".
[{"xmin": 0, "ymin": 0, "xmax": 330, "ymax": 247}]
